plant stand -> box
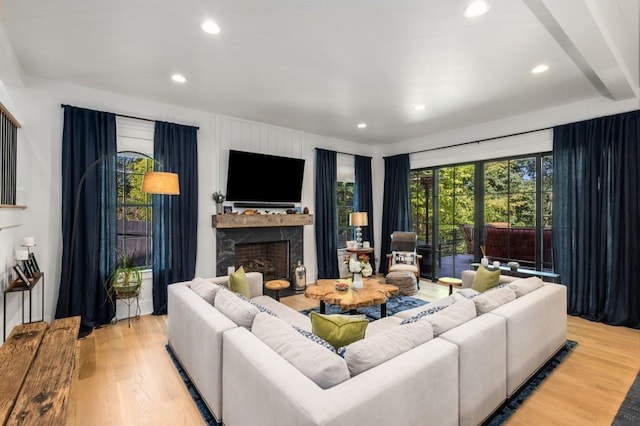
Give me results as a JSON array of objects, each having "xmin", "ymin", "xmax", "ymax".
[{"xmin": 112, "ymin": 290, "xmax": 141, "ymax": 327}]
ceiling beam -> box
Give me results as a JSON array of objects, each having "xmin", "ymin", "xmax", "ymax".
[{"xmin": 524, "ymin": 0, "xmax": 638, "ymax": 100}]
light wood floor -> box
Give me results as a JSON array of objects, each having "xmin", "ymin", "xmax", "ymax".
[{"xmin": 66, "ymin": 279, "xmax": 640, "ymax": 425}]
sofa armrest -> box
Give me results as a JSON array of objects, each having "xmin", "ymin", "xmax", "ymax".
[
  {"xmin": 488, "ymin": 283, "xmax": 567, "ymax": 396},
  {"xmin": 167, "ymin": 282, "xmax": 237, "ymax": 421},
  {"xmin": 222, "ymin": 327, "xmax": 459, "ymax": 426},
  {"xmin": 204, "ymin": 271, "xmax": 264, "ymax": 297}
]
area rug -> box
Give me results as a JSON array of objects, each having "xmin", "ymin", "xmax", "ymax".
[
  {"xmin": 167, "ymin": 336, "xmax": 577, "ymax": 426},
  {"xmin": 612, "ymin": 370, "xmax": 640, "ymax": 425},
  {"xmin": 299, "ymin": 294, "xmax": 428, "ymax": 320},
  {"xmin": 165, "ymin": 345, "xmax": 220, "ymax": 426},
  {"xmin": 482, "ymin": 340, "xmax": 578, "ymax": 425}
]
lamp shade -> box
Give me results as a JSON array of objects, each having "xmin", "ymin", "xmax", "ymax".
[
  {"xmin": 349, "ymin": 212, "xmax": 368, "ymax": 227},
  {"xmin": 141, "ymin": 171, "xmax": 180, "ymax": 195}
]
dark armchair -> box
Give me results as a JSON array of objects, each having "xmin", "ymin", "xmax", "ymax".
[{"xmin": 386, "ymin": 231, "xmax": 422, "ymax": 279}]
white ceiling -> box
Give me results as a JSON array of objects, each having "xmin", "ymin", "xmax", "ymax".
[{"xmin": 1, "ymin": 0, "xmax": 638, "ymax": 145}]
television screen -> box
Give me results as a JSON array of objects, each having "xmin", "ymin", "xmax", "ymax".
[{"xmin": 225, "ymin": 150, "xmax": 305, "ymax": 203}]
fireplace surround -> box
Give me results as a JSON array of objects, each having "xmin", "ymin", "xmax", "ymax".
[{"xmin": 213, "ymin": 214, "xmax": 313, "ymax": 298}]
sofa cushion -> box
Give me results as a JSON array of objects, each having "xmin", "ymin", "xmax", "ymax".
[
  {"xmin": 473, "ymin": 287, "xmax": 517, "ymax": 314},
  {"xmin": 508, "ymin": 277, "xmax": 544, "ymax": 297},
  {"xmin": 251, "ymin": 295, "xmax": 312, "ymax": 331},
  {"xmin": 421, "ymin": 297, "xmax": 477, "ymax": 336},
  {"xmin": 294, "ymin": 326, "xmax": 336, "ymax": 353},
  {"xmin": 471, "ymin": 265, "xmax": 501, "ymax": 292},
  {"xmin": 229, "ymin": 266, "xmax": 250, "ymax": 298},
  {"xmin": 310, "ymin": 312, "xmax": 368, "ymax": 350},
  {"xmin": 395, "ymin": 295, "xmax": 457, "ymax": 320},
  {"xmin": 214, "ymin": 288, "xmax": 260, "ymax": 328},
  {"xmin": 252, "ymin": 313, "xmax": 350, "ymax": 389},
  {"xmin": 189, "ymin": 277, "xmax": 220, "ymax": 305},
  {"xmin": 400, "ymin": 299, "xmax": 457, "ymax": 324},
  {"xmin": 454, "ymin": 288, "xmax": 481, "ymax": 299},
  {"xmin": 337, "ymin": 321, "xmax": 434, "ymax": 376}
]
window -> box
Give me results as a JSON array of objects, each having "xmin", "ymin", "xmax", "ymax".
[
  {"xmin": 336, "ymin": 153, "xmax": 355, "ymax": 249},
  {"xmin": 336, "ymin": 181, "xmax": 354, "ymax": 248},
  {"xmin": 116, "ymin": 155, "xmax": 153, "ymax": 268},
  {"xmin": 116, "ymin": 118, "xmax": 154, "ymax": 268},
  {"xmin": 0, "ymin": 103, "xmax": 20, "ymax": 205}
]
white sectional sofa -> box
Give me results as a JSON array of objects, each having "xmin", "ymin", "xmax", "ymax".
[{"xmin": 167, "ymin": 269, "xmax": 567, "ymax": 426}]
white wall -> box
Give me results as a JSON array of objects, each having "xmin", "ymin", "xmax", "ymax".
[{"xmin": 1, "ymin": 72, "xmax": 636, "ymax": 341}]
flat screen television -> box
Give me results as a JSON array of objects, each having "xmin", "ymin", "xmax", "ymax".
[{"xmin": 225, "ymin": 150, "xmax": 305, "ymax": 203}]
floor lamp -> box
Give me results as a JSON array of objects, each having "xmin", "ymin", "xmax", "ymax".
[{"xmin": 64, "ymin": 150, "xmax": 179, "ymax": 338}]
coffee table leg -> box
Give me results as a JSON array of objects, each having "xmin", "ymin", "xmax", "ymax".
[
  {"xmin": 320, "ymin": 301, "xmax": 326, "ymax": 314},
  {"xmin": 381, "ymin": 302, "xmax": 387, "ymax": 318}
]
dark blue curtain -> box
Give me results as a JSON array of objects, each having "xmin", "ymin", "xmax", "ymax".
[
  {"xmin": 56, "ymin": 105, "xmax": 117, "ymax": 328},
  {"xmin": 552, "ymin": 110, "xmax": 639, "ymax": 328},
  {"xmin": 354, "ymin": 155, "xmax": 376, "ymax": 272},
  {"xmin": 315, "ymin": 148, "xmax": 339, "ymax": 278},
  {"xmin": 379, "ymin": 154, "xmax": 412, "ymax": 274},
  {"xmin": 152, "ymin": 121, "xmax": 199, "ymax": 315}
]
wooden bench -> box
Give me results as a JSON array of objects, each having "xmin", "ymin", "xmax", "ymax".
[{"xmin": 0, "ymin": 316, "xmax": 80, "ymax": 425}]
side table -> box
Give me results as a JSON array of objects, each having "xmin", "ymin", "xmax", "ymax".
[
  {"xmin": 436, "ymin": 277, "xmax": 463, "ymax": 295},
  {"xmin": 346, "ymin": 247, "xmax": 374, "ymax": 256},
  {"xmin": 3, "ymin": 272, "xmax": 45, "ymax": 341},
  {"xmin": 265, "ymin": 280, "xmax": 290, "ymax": 301}
]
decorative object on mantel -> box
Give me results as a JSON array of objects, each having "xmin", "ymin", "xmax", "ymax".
[
  {"xmin": 507, "ymin": 261, "xmax": 520, "ymax": 271},
  {"xmin": 212, "ymin": 191, "xmax": 225, "ymax": 215},
  {"xmin": 303, "ymin": 206, "xmax": 309, "ymax": 214}
]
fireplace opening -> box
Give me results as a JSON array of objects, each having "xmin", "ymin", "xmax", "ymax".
[{"xmin": 235, "ymin": 241, "xmax": 290, "ymax": 282}]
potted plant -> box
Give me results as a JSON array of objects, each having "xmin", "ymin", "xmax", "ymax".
[{"xmin": 108, "ymin": 249, "xmax": 142, "ymax": 296}]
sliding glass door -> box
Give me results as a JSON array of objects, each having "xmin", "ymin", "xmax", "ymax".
[
  {"xmin": 437, "ymin": 164, "xmax": 475, "ymax": 278},
  {"xmin": 411, "ymin": 152, "xmax": 553, "ymax": 279}
]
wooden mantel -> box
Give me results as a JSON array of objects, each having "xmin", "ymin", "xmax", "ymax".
[{"xmin": 212, "ymin": 214, "xmax": 313, "ymax": 229}]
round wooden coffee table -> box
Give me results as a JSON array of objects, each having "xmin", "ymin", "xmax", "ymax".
[
  {"xmin": 265, "ymin": 279, "xmax": 290, "ymax": 301},
  {"xmin": 304, "ymin": 277, "xmax": 399, "ymax": 317}
]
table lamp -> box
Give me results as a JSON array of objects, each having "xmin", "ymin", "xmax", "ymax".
[{"xmin": 349, "ymin": 212, "xmax": 368, "ymax": 248}]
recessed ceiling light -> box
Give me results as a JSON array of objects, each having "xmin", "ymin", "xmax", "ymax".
[
  {"xmin": 414, "ymin": 104, "xmax": 426, "ymax": 111},
  {"xmin": 357, "ymin": 123, "xmax": 367, "ymax": 129},
  {"xmin": 201, "ymin": 20, "xmax": 221, "ymax": 35},
  {"xmin": 171, "ymin": 74, "xmax": 186, "ymax": 83},
  {"xmin": 463, "ymin": 1, "xmax": 490, "ymax": 18},
  {"xmin": 531, "ymin": 64, "xmax": 549, "ymax": 74}
]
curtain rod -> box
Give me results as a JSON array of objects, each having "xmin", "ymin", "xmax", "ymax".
[
  {"xmin": 315, "ymin": 147, "xmax": 372, "ymax": 159},
  {"xmin": 408, "ymin": 126, "xmax": 553, "ymax": 155},
  {"xmin": 60, "ymin": 104, "xmax": 200, "ymax": 130}
]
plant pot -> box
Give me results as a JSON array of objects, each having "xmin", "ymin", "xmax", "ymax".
[{"xmin": 114, "ymin": 284, "xmax": 139, "ymax": 295}]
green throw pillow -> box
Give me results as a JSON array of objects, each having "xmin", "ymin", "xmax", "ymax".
[
  {"xmin": 471, "ymin": 265, "xmax": 501, "ymax": 293},
  {"xmin": 310, "ymin": 312, "xmax": 368, "ymax": 350},
  {"xmin": 229, "ymin": 266, "xmax": 251, "ymax": 298}
]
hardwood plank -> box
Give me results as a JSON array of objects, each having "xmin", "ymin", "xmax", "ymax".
[
  {"xmin": 0, "ymin": 322, "xmax": 47, "ymax": 424},
  {"xmin": 9, "ymin": 316, "xmax": 80, "ymax": 425}
]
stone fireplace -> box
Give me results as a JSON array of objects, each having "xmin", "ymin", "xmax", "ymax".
[{"xmin": 213, "ymin": 213, "xmax": 313, "ymax": 298}]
